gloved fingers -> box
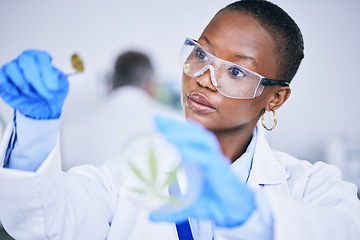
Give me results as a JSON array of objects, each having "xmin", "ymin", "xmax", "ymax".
[
  {"xmin": 0, "ymin": 67, "xmax": 8, "ymax": 93},
  {"xmin": 18, "ymin": 50, "xmax": 55, "ymax": 100},
  {"xmin": 198, "ymin": 182, "xmax": 255, "ymax": 227},
  {"xmin": 155, "ymin": 115, "xmax": 207, "ymax": 138},
  {"xmin": 204, "ymin": 166, "xmax": 255, "ymax": 208},
  {"xmin": 150, "ymin": 180, "xmax": 256, "ymax": 226},
  {"xmin": 36, "ymin": 51, "xmax": 68, "ymax": 93},
  {"xmin": 0, "ymin": 49, "xmax": 69, "ymax": 119},
  {"xmin": 52, "ymin": 68, "xmax": 69, "ymax": 95},
  {"xmin": 0, "ymin": 66, "xmax": 21, "ymax": 98},
  {"xmin": 154, "ymin": 115, "xmax": 230, "ymax": 170},
  {"xmin": 0, "ymin": 67, "xmax": 4, "ymax": 82},
  {"xmin": 24, "ymin": 49, "xmax": 52, "ymax": 63},
  {"xmin": 205, "ymin": 178, "xmax": 256, "ymax": 226},
  {"xmin": 0, "ymin": 68, "xmax": 29, "ymax": 111},
  {"xmin": 36, "ymin": 50, "xmax": 57, "ymax": 92},
  {"xmin": 150, "ymin": 192, "xmax": 227, "ymax": 224},
  {"xmin": 2, "ymin": 60, "xmax": 37, "ymax": 98},
  {"xmin": 170, "ymin": 139, "xmax": 221, "ymax": 166},
  {"xmin": 155, "ymin": 115, "xmax": 221, "ymax": 151},
  {"xmin": 174, "ymin": 144, "xmax": 226, "ymax": 168},
  {"xmin": 35, "ymin": 51, "xmax": 69, "ymax": 103},
  {"xmin": 17, "ymin": 51, "xmax": 46, "ymax": 98},
  {"xmin": 149, "ymin": 203, "xmax": 194, "ymax": 223}
]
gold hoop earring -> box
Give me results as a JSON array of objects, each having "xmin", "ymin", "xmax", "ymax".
[{"xmin": 261, "ymin": 109, "xmax": 278, "ymax": 131}]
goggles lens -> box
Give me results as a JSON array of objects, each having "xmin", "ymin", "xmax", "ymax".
[{"xmin": 179, "ymin": 38, "xmax": 267, "ymax": 99}]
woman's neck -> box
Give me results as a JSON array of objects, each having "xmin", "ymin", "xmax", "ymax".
[{"xmin": 214, "ymin": 126, "xmax": 255, "ymax": 163}]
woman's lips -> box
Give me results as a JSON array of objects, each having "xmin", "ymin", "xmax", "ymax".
[{"xmin": 187, "ymin": 92, "xmax": 216, "ymax": 114}]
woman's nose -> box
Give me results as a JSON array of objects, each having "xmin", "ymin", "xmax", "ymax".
[{"xmin": 195, "ymin": 67, "xmax": 217, "ymax": 92}]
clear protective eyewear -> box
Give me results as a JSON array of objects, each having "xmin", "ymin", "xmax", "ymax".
[{"xmin": 179, "ymin": 38, "xmax": 290, "ymax": 99}]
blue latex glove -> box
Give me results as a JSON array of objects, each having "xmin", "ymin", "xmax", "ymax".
[
  {"xmin": 0, "ymin": 49, "xmax": 69, "ymax": 119},
  {"xmin": 150, "ymin": 116, "xmax": 256, "ymax": 227}
]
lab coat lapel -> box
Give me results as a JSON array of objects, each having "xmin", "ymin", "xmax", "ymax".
[{"xmin": 247, "ymin": 126, "xmax": 290, "ymax": 192}]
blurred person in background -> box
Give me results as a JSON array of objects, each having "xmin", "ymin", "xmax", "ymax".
[{"xmin": 60, "ymin": 50, "xmax": 180, "ymax": 170}]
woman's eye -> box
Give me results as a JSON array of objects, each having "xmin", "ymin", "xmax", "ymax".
[
  {"xmin": 229, "ymin": 67, "xmax": 246, "ymax": 78},
  {"xmin": 195, "ymin": 49, "xmax": 208, "ymax": 61}
]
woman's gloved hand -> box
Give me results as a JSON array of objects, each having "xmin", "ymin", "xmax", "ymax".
[
  {"xmin": 150, "ymin": 116, "xmax": 256, "ymax": 227},
  {"xmin": 0, "ymin": 49, "xmax": 69, "ymax": 119}
]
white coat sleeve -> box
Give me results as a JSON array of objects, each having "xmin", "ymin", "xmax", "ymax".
[
  {"xmin": 266, "ymin": 161, "xmax": 360, "ymax": 240},
  {"xmin": 5, "ymin": 111, "xmax": 60, "ymax": 171},
  {"xmin": 0, "ymin": 120, "xmax": 118, "ymax": 239}
]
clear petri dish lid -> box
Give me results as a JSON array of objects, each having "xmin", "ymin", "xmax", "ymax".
[{"xmin": 112, "ymin": 131, "xmax": 203, "ymax": 212}]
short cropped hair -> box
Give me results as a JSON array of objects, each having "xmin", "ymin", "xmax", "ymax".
[
  {"xmin": 113, "ymin": 51, "xmax": 153, "ymax": 89},
  {"xmin": 219, "ymin": 0, "xmax": 304, "ymax": 82}
]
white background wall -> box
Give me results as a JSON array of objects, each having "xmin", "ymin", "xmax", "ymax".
[{"xmin": 0, "ymin": 0, "xmax": 360, "ymax": 184}]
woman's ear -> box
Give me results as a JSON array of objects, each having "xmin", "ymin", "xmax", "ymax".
[{"xmin": 266, "ymin": 86, "xmax": 291, "ymax": 111}]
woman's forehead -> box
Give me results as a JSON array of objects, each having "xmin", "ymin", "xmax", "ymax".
[{"xmin": 200, "ymin": 10, "xmax": 277, "ymax": 77}]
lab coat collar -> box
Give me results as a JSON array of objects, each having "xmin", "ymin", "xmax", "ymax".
[{"xmin": 247, "ymin": 125, "xmax": 289, "ymax": 187}]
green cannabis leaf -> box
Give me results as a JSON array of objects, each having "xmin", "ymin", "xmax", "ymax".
[
  {"xmin": 129, "ymin": 162, "xmax": 149, "ymax": 186},
  {"xmin": 149, "ymin": 146, "xmax": 157, "ymax": 185},
  {"xmin": 127, "ymin": 145, "xmax": 181, "ymax": 204}
]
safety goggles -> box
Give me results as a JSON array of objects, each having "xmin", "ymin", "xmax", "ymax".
[{"xmin": 179, "ymin": 38, "xmax": 289, "ymax": 99}]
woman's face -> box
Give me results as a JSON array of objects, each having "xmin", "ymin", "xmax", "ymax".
[{"xmin": 182, "ymin": 10, "xmax": 280, "ymax": 133}]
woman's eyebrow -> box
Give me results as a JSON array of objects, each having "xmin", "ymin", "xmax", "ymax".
[
  {"xmin": 233, "ymin": 54, "xmax": 257, "ymax": 68},
  {"xmin": 199, "ymin": 36, "xmax": 214, "ymax": 49},
  {"xmin": 199, "ymin": 35, "xmax": 257, "ymax": 68}
]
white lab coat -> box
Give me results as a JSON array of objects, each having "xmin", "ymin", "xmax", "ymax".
[{"xmin": 0, "ymin": 121, "xmax": 359, "ymax": 240}]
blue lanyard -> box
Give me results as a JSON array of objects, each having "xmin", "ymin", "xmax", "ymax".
[
  {"xmin": 170, "ymin": 181, "xmax": 194, "ymax": 240},
  {"xmin": 176, "ymin": 220, "xmax": 193, "ymax": 240}
]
